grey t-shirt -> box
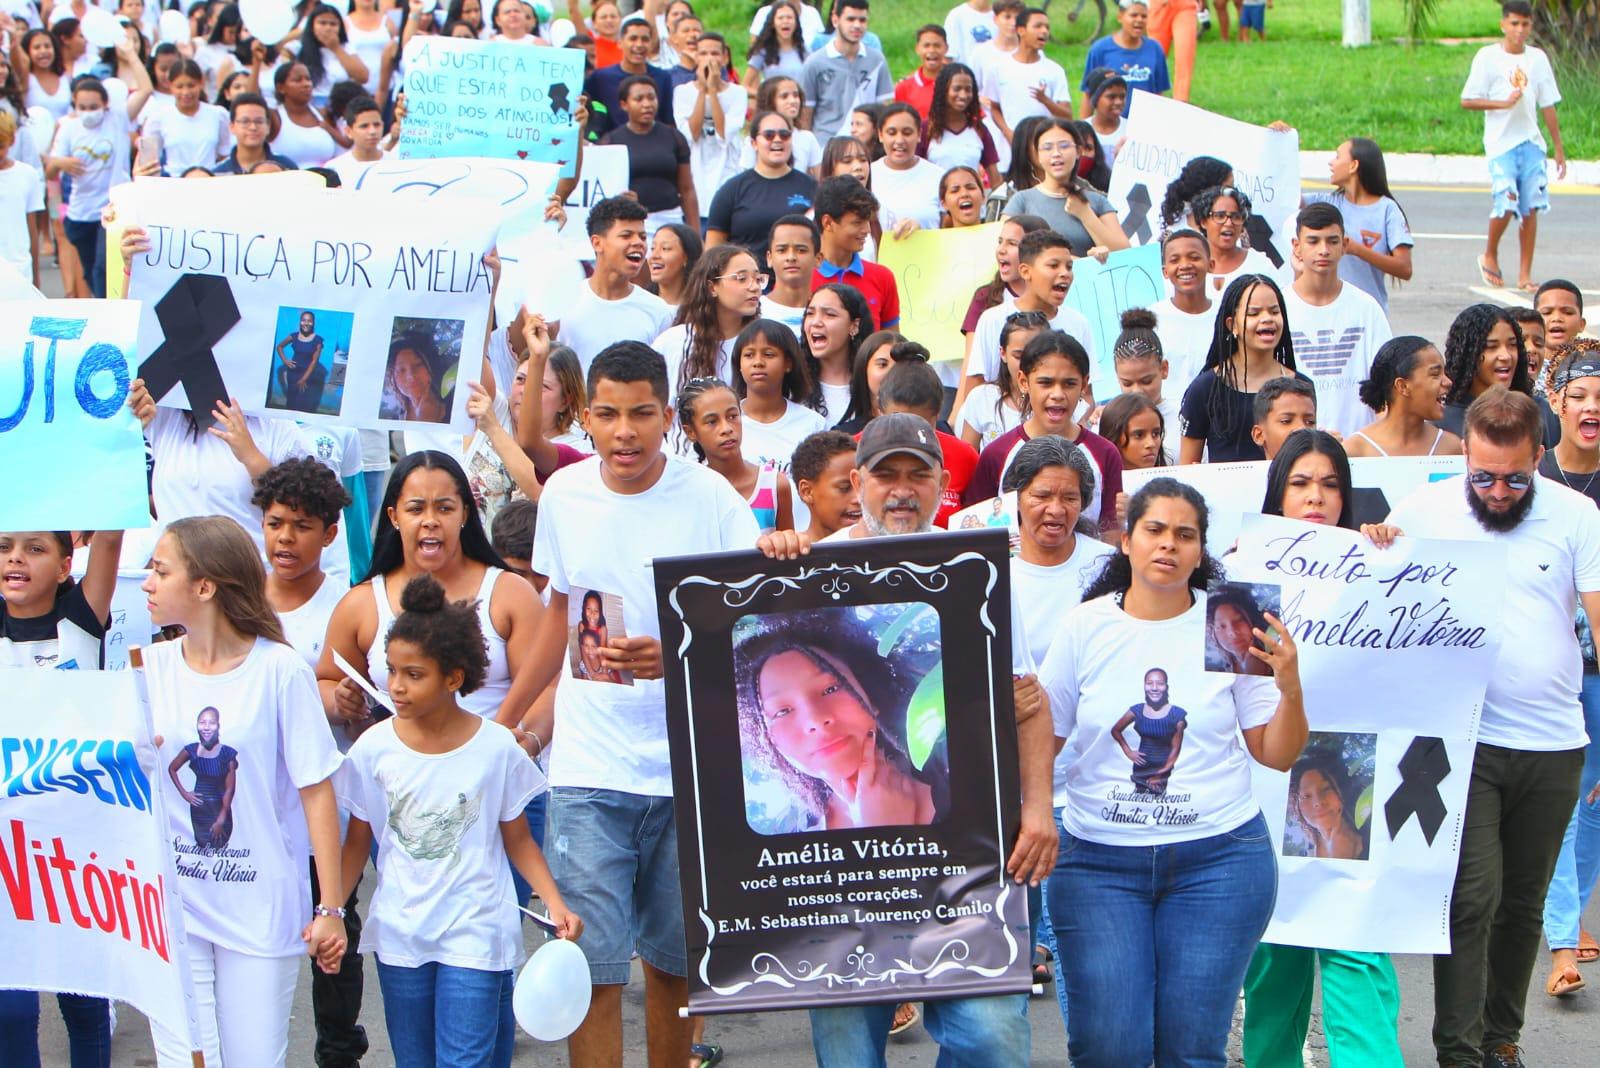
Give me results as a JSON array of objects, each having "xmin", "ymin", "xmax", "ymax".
[
  {"xmin": 798, "ymin": 43, "xmax": 893, "ymax": 143},
  {"xmin": 1003, "ymin": 185, "xmax": 1118, "ymax": 256},
  {"xmin": 1304, "ymin": 191, "xmax": 1414, "ymax": 313}
]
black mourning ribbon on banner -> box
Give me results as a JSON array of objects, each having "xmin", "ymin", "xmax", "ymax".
[
  {"xmin": 1120, "ymin": 183, "xmax": 1153, "ymax": 243},
  {"xmin": 1245, "ymin": 215, "xmax": 1284, "ymax": 269},
  {"xmin": 136, "ymin": 274, "xmax": 239, "ymax": 433},
  {"xmin": 1384, "ymin": 736, "xmax": 1451, "ymax": 845}
]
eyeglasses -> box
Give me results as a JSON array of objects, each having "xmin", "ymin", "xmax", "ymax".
[
  {"xmin": 233, "ymin": 116, "xmax": 267, "ymax": 127},
  {"xmin": 758, "ymin": 128, "xmax": 793, "ymax": 141},
  {"xmin": 716, "ymin": 271, "xmax": 770, "ymax": 289},
  {"xmin": 1208, "ymin": 210, "xmax": 1246, "ymax": 223},
  {"xmin": 1466, "ymin": 470, "xmax": 1533, "ymax": 491}
]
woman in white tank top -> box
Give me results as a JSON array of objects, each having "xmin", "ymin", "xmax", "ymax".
[
  {"xmin": 1343, "ymin": 335, "xmax": 1465, "ymax": 459},
  {"xmin": 317, "ymin": 452, "xmax": 543, "ymax": 731},
  {"xmin": 266, "ymin": 60, "xmax": 342, "ymax": 167},
  {"xmin": 344, "ymin": 0, "xmax": 394, "ymax": 97}
]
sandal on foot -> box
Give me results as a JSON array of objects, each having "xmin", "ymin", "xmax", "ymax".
[
  {"xmin": 1477, "ymin": 256, "xmax": 1504, "ymax": 288},
  {"xmin": 1577, "ymin": 929, "xmax": 1599, "ymax": 964},
  {"xmin": 1547, "ymin": 963, "xmax": 1585, "ymax": 997},
  {"xmin": 889, "ymin": 1003, "xmax": 920, "ymax": 1036},
  {"xmin": 1033, "ymin": 944, "xmax": 1054, "ymax": 985},
  {"xmin": 690, "ymin": 1042, "xmax": 724, "ymax": 1067}
]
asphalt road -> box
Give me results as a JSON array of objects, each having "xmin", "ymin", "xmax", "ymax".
[{"xmin": 34, "ymin": 185, "xmax": 1600, "ymax": 1065}]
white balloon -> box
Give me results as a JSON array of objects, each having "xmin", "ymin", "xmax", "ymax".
[
  {"xmin": 157, "ymin": 9, "xmax": 192, "ymax": 44},
  {"xmin": 547, "ymin": 17, "xmax": 575, "ymax": 48},
  {"xmin": 238, "ymin": 0, "xmax": 299, "ymax": 45},
  {"xmin": 512, "ymin": 938, "xmax": 591, "ymax": 1042},
  {"xmin": 80, "ymin": 8, "xmax": 124, "ymax": 51},
  {"xmin": 419, "ymin": 0, "xmax": 439, "ymax": 14}
]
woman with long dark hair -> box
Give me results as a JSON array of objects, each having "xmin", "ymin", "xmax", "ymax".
[
  {"xmin": 1002, "ymin": 119, "xmax": 1126, "ymax": 258},
  {"xmin": 981, "ymin": 114, "xmax": 1051, "ymax": 222},
  {"xmin": 1345, "ymin": 335, "xmax": 1463, "ymax": 457},
  {"xmin": 1304, "ymin": 137, "xmax": 1412, "ymax": 311},
  {"xmin": 802, "ymin": 282, "xmax": 874, "ymax": 424},
  {"xmin": 141, "ymin": 516, "xmax": 347, "ymax": 1066},
  {"xmin": 645, "ymin": 221, "xmax": 704, "ymax": 310},
  {"xmin": 262, "ymin": 59, "xmax": 344, "ymax": 168},
  {"xmin": 957, "ymin": 309, "xmax": 1050, "ymax": 451},
  {"xmin": 653, "ymin": 243, "xmax": 763, "ymax": 391},
  {"xmin": 288, "ymin": 3, "xmax": 370, "ymax": 107},
  {"xmin": 1068, "ymin": 119, "xmax": 1112, "ymax": 193},
  {"xmin": 744, "ymin": 0, "xmax": 807, "ymax": 89},
  {"xmin": 1179, "ymin": 274, "xmax": 1309, "ymax": 463},
  {"xmin": 741, "ymin": 75, "xmax": 822, "ymax": 174},
  {"xmin": 1040, "ymin": 477, "xmax": 1306, "ymax": 1068},
  {"xmin": 1238, "ymin": 427, "xmax": 1404, "ymax": 1068},
  {"xmin": 919, "ymin": 61, "xmax": 998, "ymax": 186},
  {"xmin": 1437, "ymin": 303, "xmax": 1560, "ymax": 446},
  {"xmin": 192, "ymin": 3, "xmax": 242, "ymax": 97}
]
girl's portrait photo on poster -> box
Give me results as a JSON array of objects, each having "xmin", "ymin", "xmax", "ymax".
[
  {"xmin": 568, "ymin": 588, "xmax": 633, "ymax": 686},
  {"xmin": 733, "ymin": 602, "xmax": 947, "ymax": 835},
  {"xmin": 380, "ymin": 317, "xmax": 464, "ymax": 424},
  {"xmin": 167, "ymin": 705, "xmax": 239, "ymax": 850},
  {"xmin": 265, "ymin": 306, "xmax": 351, "ymax": 417},
  {"xmin": 1204, "ymin": 581, "xmax": 1283, "ymax": 677},
  {"xmin": 1283, "ymin": 731, "xmax": 1376, "ymax": 862}
]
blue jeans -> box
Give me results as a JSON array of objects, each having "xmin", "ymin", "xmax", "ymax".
[
  {"xmin": 1038, "ymin": 807, "xmax": 1070, "ymax": 1033},
  {"xmin": 375, "ymin": 960, "xmax": 514, "ymax": 1068},
  {"xmin": 62, "ymin": 218, "xmax": 106, "ymax": 298},
  {"xmin": 1543, "ymin": 672, "xmax": 1600, "ymax": 950},
  {"xmin": 809, "ymin": 993, "xmax": 1031, "ymax": 1068},
  {"xmin": 510, "ymin": 791, "xmax": 548, "ymax": 907},
  {"xmin": 1048, "ymin": 813, "xmax": 1277, "ymax": 1068},
  {"xmin": 0, "ymin": 990, "xmax": 111, "ymax": 1068}
]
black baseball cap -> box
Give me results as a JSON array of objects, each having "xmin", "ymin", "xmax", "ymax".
[{"xmin": 856, "ymin": 413, "xmax": 943, "ymax": 472}]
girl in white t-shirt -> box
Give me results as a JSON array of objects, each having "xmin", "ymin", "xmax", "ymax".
[
  {"xmin": 733, "ymin": 318, "xmax": 825, "ymax": 475},
  {"xmin": 677, "ymin": 375, "xmax": 795, "ymax": 534},
  {"xmin": 871, "ymin": 102, "xmax": 943, "ymax": 236},
  {"xmin": 1193, "ymin": 184, "xmax": 1278, "ymax": 295},
  {"xmin": 957, "ymin": 309, "xmax": 1047, "ymax": 451},
  {"xmin": 141, "ymin": 517, "xmax": 347, "ymax": 1067},
  {"xmin": 333, "ymin": 574, "xmax": 579, "ymax": 1066},
  {"xmin": 143, "ymin": 59, "xmax": 231, "ymax": 174},
  {"xmin": 1038, "ymin": 477, "xmax": 1308, "ymax": 1068},
  {"xmin": 653, "ymin": 244, "xmax": 762, "ymax": 395}
]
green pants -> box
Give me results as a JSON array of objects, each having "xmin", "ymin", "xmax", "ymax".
[{"xmin": 1242, "ymin": 944, "xmax": 1403, "ymax": 1068}]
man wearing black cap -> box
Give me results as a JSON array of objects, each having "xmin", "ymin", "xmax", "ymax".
[
  {"xmin": 1082, "ymin": 0, "xmax": 1170, "ymax": 118},
  {"xmin": 769, "ymin": 411, "xmax": 1055, "ymax": 1064}
]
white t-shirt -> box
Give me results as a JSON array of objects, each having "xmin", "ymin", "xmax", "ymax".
[
  {"xmin": 1011, "ymin": 540, "xmax": 1115, "ymax": 807},
  {"xmin": 965, "ymin": 301, "xmax": 1097, "ymax": 383},
  {"xmin": 556, "ymin": 283, "xmax": 675, "ymax": 374},
  {"xmin": 819, "ymin": 379, "xmax": 852, "ymax": 425},
  {"xmin": 325, "ymin": 149, "xmax": 388, "ymax": 189},
  {"xmin": 740, "ymin": 400, "xmax": 826, "ymax": 473},
  {"xmin": 144, "ymin": 636, "xmax": 343, "ymax": 957},
  {"xmin": 1149, "ymin": 298, "xmax": 1217, "ymax": 399},
  {"xmin": 982, "ymin": 52, "xmax": 1069, "ymax": 130},
  {"xmin": 279, "ymin": 573, "xmax": 347, "ymax": 671},
  {"xmin": 337, "ymin": 718, "xmax": 544, "ymax": 970},
  {"xmin": 943, "ymin": 3, "xmax": 999, "ymax": 63},
  {"xmin": 1387, "ymin": 476, "xmax": 1600, "ymax": 751},
  {"xmin": 1281, "ymin": 283, "xmax": 1392, "ymax": 438},
  {"xmin": 531, "ymin": 457, "xmax": 762, "ymax": 795},
  {"xmin": 144, "ymin": 102, "xmax": 232, "ymax": 175},
  {"xmin": 148, "ymin": 409, "xmax": 312, "ymax": 556},
  {"xmin": 924, "ymin": 125, "xmax": 993, "ymax": 175},
  {"xmin": 53, "ymin": 88, "xmax": 132, "ymax": 222},
  {"xmin": 1461, "ymin": 43, "xmax": 1561, "ymax": 159},
  {"xmin": 956, "ymin": 383, "xmax": 1024, "ymax": 450},
  {"xmin": 759, "ymin": 295, "xmax": 807, "ymax": 338},
  {"xmin": 870, "ymin": 156, "xmax": 944, "ymax": 233},
  {"xmin": 1039, "ymin": 594, "xmax": 1278, "ymax": 845},
  {"xmin": 0, "ymin": 163, "xmax": 44, "ymax": 278},
  {"xmin": 1208, "ymin": 247, "xmax": 1280, "ymax": 298},
  {"xmin": 673, "ymin": 80, "xmax": 748, "ymax": 213},
  {"xmin": 653, "ymin": 323, "xmax": 735, "ymax": 389}
]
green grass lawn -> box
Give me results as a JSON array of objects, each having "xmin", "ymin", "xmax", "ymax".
[{"xmin": 691, "ymin": 0, "xmax": 1597, "ymax": 155}]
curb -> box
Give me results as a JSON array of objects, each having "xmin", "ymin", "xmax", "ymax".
[{"xmin": 1298, "ymin": 151, "xmax": 1600, "ymax": 189}]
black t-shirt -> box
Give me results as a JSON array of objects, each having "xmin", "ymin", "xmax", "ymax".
[
  {"xmin": 0, "ymin": 579, "xmax": 107, "ymax": 670},
  {"xmin": 707, "ymin": 168, "xmax": 816, "ymax": 268},
  {"xmin": 1437, "ymin": 394, "xmax": 1561, "ymax": 448},
  {"xmin": 600, "ymin": 122, "xmax": 690, "ymax": 213},
  {"xmin": 582, "ymin": 63, "xmax": 676, "ymax": 141},
  {"xmin": 1179, "ymin": 369, "xmax": 1316, "ymax": 463}
]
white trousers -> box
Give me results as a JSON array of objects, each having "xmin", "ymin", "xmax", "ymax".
[{"xmin": 149, "ymin": 934, "xmax": 300, "ymax": 1067}]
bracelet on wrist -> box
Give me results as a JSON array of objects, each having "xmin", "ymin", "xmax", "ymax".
[{"xmin": 313, "ymin": 904, "xmax": 347, "ymax": 919}]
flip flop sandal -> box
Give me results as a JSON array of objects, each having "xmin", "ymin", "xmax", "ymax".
[
  {"xmin": 1477, "ymin": 255, "xmax": 1504, "ymax": 288},
  {"xmin": 1033, "ymin": 944, "xmax": 1055, "ymax": 985},
  {"xmin": 1578, "ymin": 930, "xmax": 1599, "ymax": 964},
  {"xmin": 1547, "ymin": 965, "xmax": 1585, "ymax": 997},
  {"xmin": 690, "ymin": 1042, "xmax": 724, "ymax": 1067},
  {"xmin": 889, "ymin": 1003, "xmax": 920, "ymax": 1036}
]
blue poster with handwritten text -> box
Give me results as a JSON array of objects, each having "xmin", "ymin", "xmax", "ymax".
[
  {"xmin": 0, "ymin": 300, "xmax": 149, "ymax": 529},
  {"xmin": 399, "ymin": 37, "xmax": 585, "ymax": 177},
  {"xmin": 1062, "ymin": 243, "xmax": 1165, "ymax": 389}
]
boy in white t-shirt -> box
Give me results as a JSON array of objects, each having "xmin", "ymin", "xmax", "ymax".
[
  {"xmin": 944, "ymin": 0, "xmax": 998, "ymax": 63},
  {"xmin": 980, "ymin": 7, "xmax": 1071, "ymax": 145},
  {"xmin": 1460, "ymin": 1, "xmax": 1566, "ymax": 292},
  {"xmin": 964, "ymin": 229, "xmax": 1097, "ymax": 393},
  {"xmin": 325, "ymin": 96, "xmax": 390, "ymax": 189},
  {"xmin": 550, "ymin": 196, "xmax": 674, "ymax": 373},
  {"xmin": 522, "ymin": 342, "xmax": 760, "ymax": 1063}
]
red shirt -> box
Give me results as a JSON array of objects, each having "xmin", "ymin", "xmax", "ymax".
[
  {"xmin": 851, "ymin": 426, "xmax": 977, "ymax": 529},
  {"xmin": 812, "ymin": 256, "xmax": 901, "ymax": 330},
  {"xmin": 894, "ymin": 68, "xmax": 938, "ymax": 122}
]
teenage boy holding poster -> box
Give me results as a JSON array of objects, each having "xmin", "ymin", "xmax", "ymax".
[{"xmin": 513, "ymin": 342, "xmax": 759, "ymax": 1066}]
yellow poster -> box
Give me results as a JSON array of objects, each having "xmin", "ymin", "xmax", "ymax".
[{"xmin": 876, "ymin": 222, "xmax": 1001, "ymax": 364}]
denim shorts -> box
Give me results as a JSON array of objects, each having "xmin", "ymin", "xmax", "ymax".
[
  {"xmin": 1239, "ymin": 2, "xmax": 1266, "ymax": 31},
  {"xmin": 546, "ymin": 787, "xmax": 687, "ymax": 984},
  {"xmin": 1489, "ymin": 140, "xmax": 1550, "ymax": 219}
]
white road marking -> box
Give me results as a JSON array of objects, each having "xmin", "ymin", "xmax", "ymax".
[{"xmin": 1412, "ymin": 232, "xmax": 1482, "ymax": 240}]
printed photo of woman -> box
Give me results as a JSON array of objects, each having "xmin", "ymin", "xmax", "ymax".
[
  {"xmin": 1283, "ymin": 739, "xmax": 1374, "ymax": 862},
  {"xmin": 167, "ymin": 706, "xmax": 239, "ymax": 849},
  {"xmin": 1205, "ymin": 583, "xmax": 1279, "ymax": 677},
  {"xmin": 1111, "ymin": 668, "xmax": 1188, "ymax": 796}
]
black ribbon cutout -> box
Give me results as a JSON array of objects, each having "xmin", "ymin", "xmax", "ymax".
[
  {"xmin": 1119, "ymin": 182, "xmax": 1152, "ymax": 243},
  {"xmin": 136, "ymin": 274, "xmax": 239, "ymax": 432},
  {"xmin": 1384, "ymin": 736, "xmax": 1451, "ymax": 846},
  {"xmin": 1245, "ymin": 215, "xmax": 1284, "ymax": 269}
]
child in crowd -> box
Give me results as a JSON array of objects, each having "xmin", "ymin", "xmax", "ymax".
[
  {"xmin": 957, "ymin": 310, "xmax": 1050, "ymax": 451},
  {"xmin": 678, "ymin": 375, "xmax": 796, "ymax": 534},
  {"xmin": 791, "ymin": 429, "xmax": 861, "ymax": 541},
  {"xmin": 734, "ymin": 318, "xmax": 826, "ymax": 474},
  {"xmin": 1110, "ymin": 308, "xmax": 1180, "ymax": 440},
  {"xmin": 1250, "ymin": 377, "xmax": 1319, "ymax": 461},
  {"xmin": 964, "ymin": 230, "xmax": 1097, "ymax": 402},
  {"xmin": 1098, "ymin": 392, "xmax": 1168, "ymax": 471},
  {"xmin": 490, "ymin": 499, "xmax": 541, "ymax": 592}
]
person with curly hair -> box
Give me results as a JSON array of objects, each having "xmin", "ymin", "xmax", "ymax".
[
  {"xmin": 1191, "ymin": 184, "xmax": 1275, "ymax": 294},
  {"xmin": 1435, "ymin": 302, "xmax": 1559, "ymax": 447},
  {"xmin": 918, "ymin": 61, "xmax": 999, "ymax": 186}
]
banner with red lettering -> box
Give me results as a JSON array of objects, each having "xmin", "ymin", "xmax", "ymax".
[{"xmin": 0, "ymin": 668, "xmax": 198, "ymax": 1042}]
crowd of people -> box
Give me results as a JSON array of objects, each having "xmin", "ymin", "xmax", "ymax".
[{"xmin": 0, "ymin": 0, "xmax": 1593, "ymax": 1066}]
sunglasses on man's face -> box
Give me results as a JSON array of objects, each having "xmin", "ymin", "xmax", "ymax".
[
  {"xmin": 758, "ymin": 128, "xmax": 793, "ymax": 141},
  {"xmin": 1466, "ymin": 470, "xmax": 1533, "ymax": 491}
]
